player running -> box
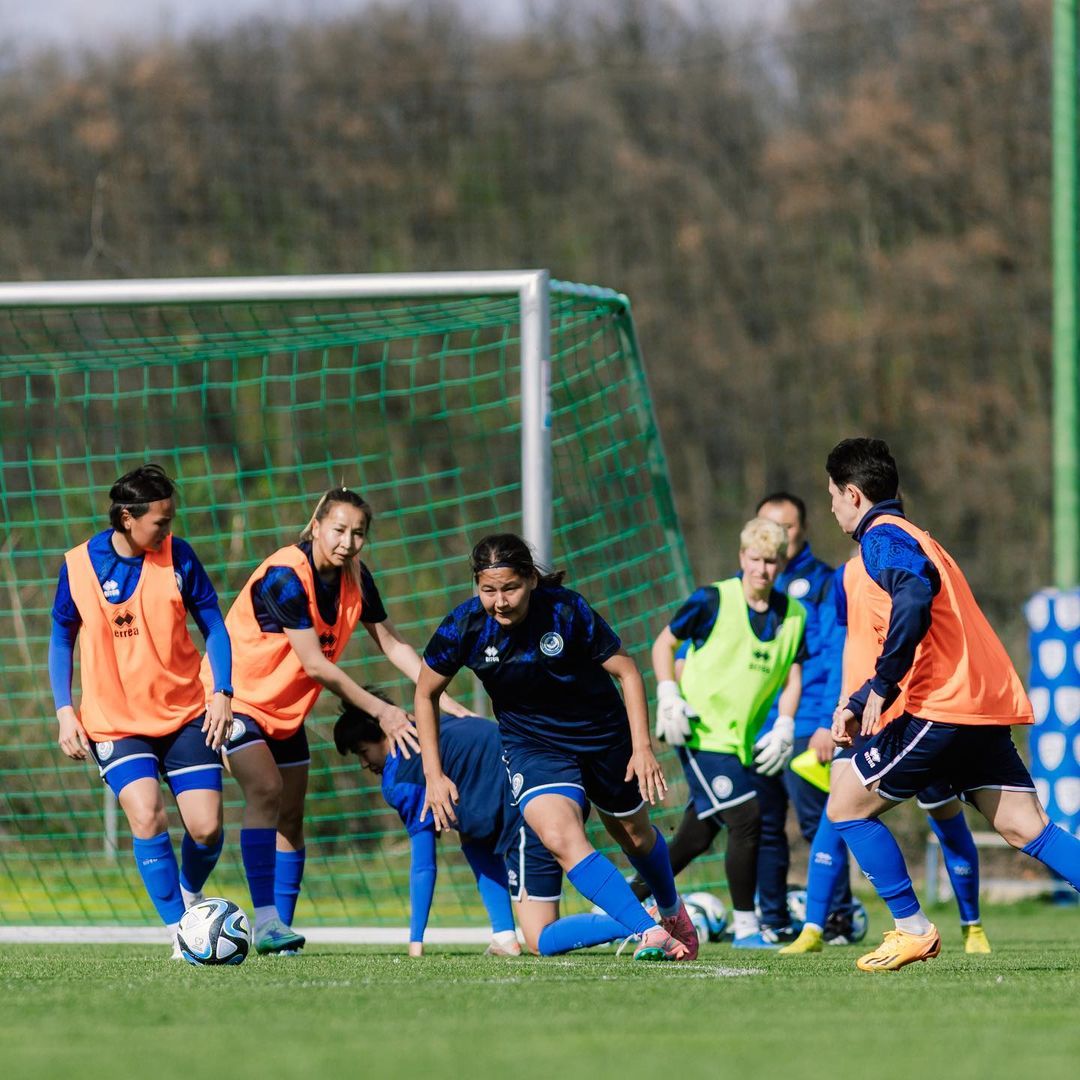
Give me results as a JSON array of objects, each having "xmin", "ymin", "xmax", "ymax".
[
  {"xmin": 334, "ymin": 690, "xmax": 630, "ymax": 956},
  {"xmin": 781, "ymin": 554, "xmax": 991, "ymax": 956},
  {"xmin": 206, "ymin": 487, "xmax": 469, "ymax": 955},
  {"xmin": 415, "ymin": 533, "xmax": 697, "ymax": 962},
  {"xmin": 823, "ymin": 437, "xmax": 1080, "ymax": 972},
  {"xmin": 50, "ymin": 464, "xmax": 233, "ymax": 958},
  {"xmin": 647, "ymin": 516, "xmax": 807, "ymax": 947}
]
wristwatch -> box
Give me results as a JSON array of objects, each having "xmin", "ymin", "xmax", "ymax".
[{"xmin": 216, "ymin": 688, "xmax": 234, "ymax": 698}]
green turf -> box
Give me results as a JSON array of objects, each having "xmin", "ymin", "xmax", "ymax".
[{"xmin": 3, "ymin": 901, "xmax": 1078, "ymax": 1079}]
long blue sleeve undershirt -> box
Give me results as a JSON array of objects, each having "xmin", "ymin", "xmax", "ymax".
[{"xmin": 409, "ymin": 828, "xmax": 438, "ymax": 942}]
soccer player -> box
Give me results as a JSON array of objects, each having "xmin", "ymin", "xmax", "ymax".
[
  {"xmin": 823, "ymin": 437, "xmax": 1080, "ymax": 972},
  {"xmin": 750, "ymin": 493, "xmax": 847, "ymax": 943},
  {"xmin": 781, "ymin": 555, "xmax": 991, "ymax": 956},
  {"xmin": 415, "ymin": 533, "xmax": 697, "ymax": 962},
  {"xmin": 207, "ymin": 487, "xmax": 470, "ymax": 955},
  {"xmin": 334, "ymin": 691, "xmax": 630, "ymax": 956},
  {"xmin": 50, "ymin": 464, "xmax": 234, "ymax": 957},
  {"xmin": 649, "ymin": 516, "xmax": 807, "ymax": 947}
]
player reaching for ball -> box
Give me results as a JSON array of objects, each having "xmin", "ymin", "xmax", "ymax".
[
  {"xmin": 206, "ymin": 487, "xmax": 470, "ymax": 955},
  {"xmin": 50, "ymin": 464, "xmax": 234, "ymax": 958},
  {"xmin": 415, "ymin": 533, "xmax": 697, "ymax": 962}
]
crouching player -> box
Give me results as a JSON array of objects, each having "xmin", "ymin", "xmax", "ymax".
[
  {"xmin": 334, "ymin": 691, "xmax": 632, "ymax": 956},
  {"xmin": 416, "ymin": 534, "xmax": 697, "ymax": 962},
  {"xmin": 824, "ymin": 438, "xmax": 1080, "ymax": 972},
  {"xmin": 647, "ymin": 516, "xmax": 807, "ymax": 948}
]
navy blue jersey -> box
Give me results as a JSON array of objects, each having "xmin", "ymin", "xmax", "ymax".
[
  {"xmin": 381, "ymin": 715, "xmax": 504, "ymax": 842},
  {"xmin": 251, "ymin": 542, "xmax": 387, "ymax": 632},
  {"xmin": 669, "ymin": 585, "xmax": 809, "ymax": 664},
  {"xmin": 423, "ymin": 585, "xmax": 627, "ymax": 752}
]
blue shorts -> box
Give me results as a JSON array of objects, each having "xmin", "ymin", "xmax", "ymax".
[
  {"xmin": 500, "ymin": 732, "xmax": 644, "ymax": 818},
  {"xmin": 222, "ymin": 713, "xmax": 310, "ymax": 768},
  {"xmin": 90, "ymin": 716, "xmax": 223, "ymax": 797},
  {"xmin": 850, "ymin": 715, "xmax": 1036, "ymax": 804},
  {"xmin": 678, "ymin": 747, "xmax": 757, "ymax": 818},
  {"xmin": 837, "ymin": 735, "xmax": 960, "ymax": 810},
  {"xmin": 499, "ymin": 818, "xmax": 564, "ymax": 902}
]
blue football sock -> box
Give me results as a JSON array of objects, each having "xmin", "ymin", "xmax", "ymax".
[
  {"xmin": 626, "ymin": 827, "xmax": 680, "ymax": 916},
  {"xmin": 240, "ymin": 828, "xmax": 277, "ymax": 912},
  {"xmin": 928, "ymin": 811, "xmax": 981, "ymax": 923},
  {"xmin": 567, "ymin": 851, "xmax": 655, "ymax": 936},
  {"xmin": 274, "ymin": 847, "xmax": 306, "ymax": 925},
  {"xmin": 834, "ymin": 818, "xmax": 921, "ymax": 919},
  {"xmin": 538, "ymin": 913, "xmax": 633, "ymax": 956},
  {"xmin": 461, "ymin": 842, "xmax": 515, "ymax": 934},
  {"xmin": 179, "ymin": 832, "xmax": 223, "ymax": 895},
  {"xmin": 1022, "ymin": 822, "xmax": 1080, "ymax": 890},
  {"xmin": 132, "ymin": 832, "xmax": 185, "ymax": 926},
  {"xmin": 805, "ymin": 812, "xmax": 847, "ymax": 928}
]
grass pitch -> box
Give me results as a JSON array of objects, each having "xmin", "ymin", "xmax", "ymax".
[{"xmin": 3, "ymin": 901, "xmax": 1078, "ymax": 1080}]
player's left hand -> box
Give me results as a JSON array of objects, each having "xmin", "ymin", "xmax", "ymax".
[
  {"xmin": 626, "ymin": 746, "xmax": 668, "ymax": 805},
  {"xmin": 753, "ymin": 715, "xmax": 795, "ymax": 776},
  {"xmin": 831, "ymin": 705, "xmax": 858, "ymax": 746},
  {"xmin": 378, "ymin": 705, "xmax": 421, "ymax": 759},
  {"xmin": 421, "ymin": 771, "xmax": 459, "ymax": 830},
  {"xmin": 203, "ymin": 692, "xmax": 234, "ymax": 750}
]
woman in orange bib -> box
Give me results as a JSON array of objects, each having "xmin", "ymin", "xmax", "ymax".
[
  {"xmin": 823, "ymin": 437, "xmax": 1080, "ymax": 973},
  {"xmin": 50, "ymin": 464, "xmax": 234, "ymax": 957},
  {"xmin": 211, "ymin": 487, "xmax": 469, "ymax": 955}
]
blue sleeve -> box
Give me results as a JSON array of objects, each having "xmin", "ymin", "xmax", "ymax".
[
  {"xmin": 816, "ymin": 579, "xmax": 846, "ymax": 717},
  {"xmin": 386, "ymin": 778, "xmax": 431, "ymax": 837},
  {"xmin": 423, "ymin": 611, "xmax": 465, "ymax": 678},
  {"xmin": 408, "ymin": 828, "xmax": 438, "ymax": 943},
  {"xmin": 51, "ymin": 563, "xmax": 81, "ymax": 628},
  {"xmin": 48, "ymin": 620, "xmax": 78, "ymax": 710},
  {"xmin": 832, "ymin": 566, "xmax": 848, "ymax": 628},
  {"xmin": 252, "ymin": 565, "xmax": 314, "ymax": 632},
  {"xmin": 571, "ymin": 594, "xmax": 621, "ymax": 663},
  {"xmin": 174, "ymin": 540, "xmax": 232, "ymax": 692},
  {"xmin": 668, "ymin": 586, "xmax": 720, "ymax": 648},
  {"xmin": 847, "ymin": 526, "xmax": 940, "ymax": 716},
  {"xmin": 358, "ymin": 563, "xmax": 388, "ymax": 624}
]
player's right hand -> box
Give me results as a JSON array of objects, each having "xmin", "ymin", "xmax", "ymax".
[
  {"xmin": 421, "ymin": 771, "xmax": 459, "ymax": 831},
  {"xmin": 57, "ymin": 706, "xmax": 90, "ymax": 760},
  {"xmin": 655, "ymin": 680, "xmax": 692, "ymax": 746}
]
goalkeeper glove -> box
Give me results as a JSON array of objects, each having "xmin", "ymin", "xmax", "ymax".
[
  {"xmin": 655, "ymin": 680, "xmax": 692, "ymax": 746},
  {"xmin": 753, "ymin": 715, "xmax": 795, "ymax": 776}
]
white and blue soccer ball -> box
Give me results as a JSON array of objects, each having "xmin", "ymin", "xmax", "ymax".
[
  {"xmin": 847, "ymin": 899, "xmax": 869, "ymax": 944},
  {"xmin": 786, "ymin": 887, "xmax": 808, "ymax": 928},
  {"xmin": 177, "ymin": 897, "xmax": 251, "ymax": 966},
  {"xmin": 683, "ymin": 891, "xmax": 728, "ymax": 942}
]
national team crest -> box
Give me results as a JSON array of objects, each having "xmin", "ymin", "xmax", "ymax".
[
  {"xmin": 511, "ymin": 773, "xmax": 524, "ymax": 797},
  {"xmin": 539, "ymin": 632, "xmax": 564, "ymax": 657},
  {"xmin": 97, "ymin": 740, "xmax": 114, "ymax": 762},
  {"xmin": 710, "ymin": 775, "xmax": 733, "ymax": 800},
  {"xmin": 788, "ymin": 578, "xmax": 811, "ymax": 599},
  {"xmin": 228, "ymin": 719, "xmax": 246, "ymax": 743}
]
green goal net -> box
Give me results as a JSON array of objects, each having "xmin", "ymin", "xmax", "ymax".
[{"xmin": 0, "ymin": 273, "xmax": 719, "ymax": 931}]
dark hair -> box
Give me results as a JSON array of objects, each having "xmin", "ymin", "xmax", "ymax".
[
  {"xmin": 333, "ymin": 686, "xmax": 394, "ymax": 756},
  {"xmin": 301, "ymin": 487, "xmax": 373, "ymax": 540},
  {"xmin": 825, "ymin": 438, "xmax": 900, "ymax": 504},
  {"xmin": 755, "ymin": 491, "xmax": 807, "ymax": 527},
  {"xmin": 109, "ymin": 464, "xmax": 176, "ymax": 530},
  {"xmin": 469, "ymin": 533, "xmax": 565, "ymax": 587}
]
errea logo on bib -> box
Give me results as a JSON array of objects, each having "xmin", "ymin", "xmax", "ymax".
[{"xmin": 539, "ymin": 632, "xmax": 564, "ymax": 657}]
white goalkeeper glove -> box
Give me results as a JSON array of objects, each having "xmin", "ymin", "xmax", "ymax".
[
  {"xmin": 753, "ymin": 715, "xmax": 795, "ymax": 776},
  {"xmin": 655, "ymin": 680, "xmax": 692, "ymax": 746}
]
